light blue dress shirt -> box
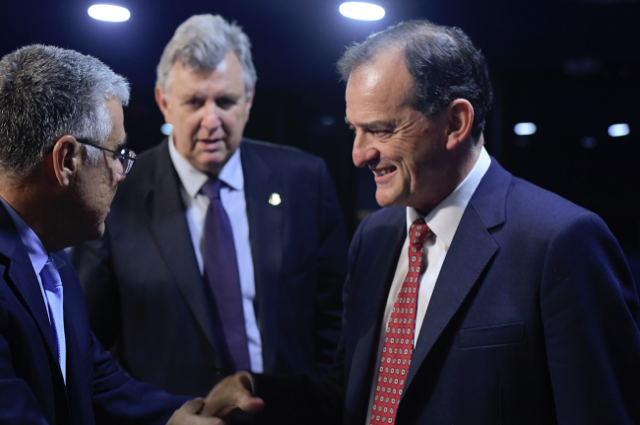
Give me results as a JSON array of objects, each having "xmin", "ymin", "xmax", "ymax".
[
  {"xmin": 168, "ymin": 138, "xmax": 263, "ymax": 373},
  {"xmin": 0, "ymin": 197, "xmax": 67, "ymax": 382}
]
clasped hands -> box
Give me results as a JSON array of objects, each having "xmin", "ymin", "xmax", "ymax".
[{"xmin": 167, "ymin": 372, "xmax": 265, "ymax": 425}]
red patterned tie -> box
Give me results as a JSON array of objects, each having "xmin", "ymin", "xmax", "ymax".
[{"xmin": 369, "ymin": 218, "xmax": 431, "ymax": 425}]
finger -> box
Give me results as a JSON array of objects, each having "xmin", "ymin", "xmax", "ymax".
[
  {"xmin": 183, "ymin": 398, "xmax": 205, "ymax": 414},
  {"xmin": 235, "ymin": 392, "xmax": 265, "ymax": 414}
]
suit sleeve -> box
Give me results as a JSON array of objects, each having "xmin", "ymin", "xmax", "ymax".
[
  {"xmin": 0, "ymin": 322, "xmax": 49, "ymax": 424},
  {"xmin": 71, "ymin": 225, "xmax": 121, "ymax": 351},
  {"xmin": 88, "ymin": 332, "xmax": 190, "ymax": 425},
  {"xmin": 311, "ymin": 160, "xmax": 348, "ymax": 374},
  {"xmin": 540, "ymin": 212, "xmax": 640, "ymax": 424}
]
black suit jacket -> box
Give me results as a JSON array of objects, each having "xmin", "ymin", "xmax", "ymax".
[
  {"xmin": 73, "ymin": 138, "xmax": 347, "ymax": 397},
  {"xmin": 253, "ymin": 159, "xmax": 640, "ymax": 425},
  {"xmin": 0, "ymin": 202, "xmax": 187, "ymax": 425}
]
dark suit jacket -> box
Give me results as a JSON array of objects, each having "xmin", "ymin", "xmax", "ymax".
[
  {"xmin": 253, "ymin": 159, "xmax": 640, "ymax": 425},
  {"xmin": 0, "ymin": 203, "xmax": 187, "ymax": 425},
  {"xmin": 72, "ymin": 138, "xmax": 347, "ymax": 397}
]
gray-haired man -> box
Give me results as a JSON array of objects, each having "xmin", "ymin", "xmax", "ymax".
[
  {"xmin": 0, "ymin": 43, "xmax": 226, "ymax": 425},
  {"xmin": 73, "ymin": 14, "xmax": 348, "ymax": 397}
]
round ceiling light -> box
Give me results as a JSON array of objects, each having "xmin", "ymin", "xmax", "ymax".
[
  {"xmin": 88, "ymin": 5, "xmax": 131, "ymax": 22},
  {"xmin": 339, "ymin": 2, "xmax": 385, "ymax": 21}
]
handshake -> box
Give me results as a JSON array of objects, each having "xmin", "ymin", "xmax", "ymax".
[{"xmin": 167, "ymin": 372, "xmax": 265, "ymax": 425}]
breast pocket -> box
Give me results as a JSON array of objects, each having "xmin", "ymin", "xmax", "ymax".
[{"xmin": 458, "ymin": 322, "xmax": 525, "ymax": 349}]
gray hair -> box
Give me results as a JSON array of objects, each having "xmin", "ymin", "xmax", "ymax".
[
  {"xmin": 337, "ymin": 20, "xmax": 493, "ymax": 139},
  {"xmin": 0, "ymin": 44, "xmax": 130, "ymax": 177},
  {"xmin": 156, "ymin": 14, "xmax": 257, "ymax": 97}
]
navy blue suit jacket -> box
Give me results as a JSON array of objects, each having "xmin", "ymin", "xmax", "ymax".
[
  {"xmin": 253, "ymin": 159, "xmax": 640, "ymax": 425},
  {"xmin": 72, "ymin": 138, "xmax": 347, "ymax": 397},
  {"xmin": 0, "ymin": 203, "xmax": 187, "ymax": 424}
]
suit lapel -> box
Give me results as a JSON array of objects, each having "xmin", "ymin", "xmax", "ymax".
[
  {"xmin": 142, "ymin": 142, "xmax": 222, "ymax": 361},
  {"xmin": 0, "ymin": 204, "xmax": 70, "ymax": 422},
  {"xmin": 0, "ymin": 204, "xmax": 58, "ymax": 357},
  {"xmin": 240, "ymin": 140, "xmax": 283, "ymax": 372},
  {"xmin": 403, "ymin": 160, "xmax": 510, "ymax": 396},
  {"xmin": 346, "ymin": 209, "xmax": 406, "ymax": 422}
]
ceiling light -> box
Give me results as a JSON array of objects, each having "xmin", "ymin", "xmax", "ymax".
[
  {"xmin": 339, "ymin": 2, "xmax": 385, "ymax": 21},
  {"xmin": 88, "ymin": 5, "xmax": 131, "ymax": 22},
  {"xmin": 161, "ymin": 123, "xmax": 173, "ymax": 136},
  {"xmin": 514, "ymin": 122, "xmax": 537, "ymax": 136},
  {"xmin": 608, "ymin": 123, "xmax": 629, "ymax": 137}
]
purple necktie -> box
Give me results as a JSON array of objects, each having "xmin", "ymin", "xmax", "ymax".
[{"xmin": 201, "ymin": 178, "xmax": 251, "ymax": 372}]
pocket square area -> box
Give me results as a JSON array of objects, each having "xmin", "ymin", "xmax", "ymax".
[{"xmin": 458, "ymin": 322, "xmax": 525, "ymax": 349}]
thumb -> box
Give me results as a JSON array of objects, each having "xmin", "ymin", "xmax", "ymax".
[
  {"xmin": 201, "ymin": 373, "xmax": 264, "ymax": 417},
  {"xmin": 182, "ymin": 398, "xmax": 205, "ymax": 414}
]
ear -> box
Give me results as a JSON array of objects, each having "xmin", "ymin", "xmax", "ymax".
[
  {"xmin": 49, "ymin": 135, "xmax": 80, "ymax": 187},
  {"xmin": 243, "ymin": 87, "xmax": 255, "ymax": 124},
  {"xmin": 445, "ymin": 99, "xmax": 474, "ymax": 151},
  {"xmin": 155, "ymin": 85, "xmax": 172, "ymax": 124}
]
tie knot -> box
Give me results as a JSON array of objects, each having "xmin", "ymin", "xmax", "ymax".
[
  {"xmin": 40, "ymin": 258, "xmax": 62, "ymax": 293},
  {"xmin": 201, "ymin": 178, "xmax": 223, "ymax": 200},
  {"xmin": 409, "ymin": 218, "xmax": 431, "ymax": 248}
]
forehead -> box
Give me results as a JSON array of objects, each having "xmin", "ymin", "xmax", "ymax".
[
  {"xmin": 105, "ymin": 97, "xmax": 125, "ymax": 146},
  {"xmin": 167, "ymin": 51, "xmax": 246, "ymax": 96},
  {"xmin": 345, "ymin": 52, "xmax": 414, "ymax": 121}
]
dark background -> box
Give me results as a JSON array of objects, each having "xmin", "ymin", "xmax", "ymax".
[{"xmin": 2, "ymin": 0, "xmax": 640, "ymax": 264}]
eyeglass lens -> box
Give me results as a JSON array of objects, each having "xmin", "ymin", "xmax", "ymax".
[{"xmin": 116, "ymin": 149, "xmax": 136, "ymax": 175}]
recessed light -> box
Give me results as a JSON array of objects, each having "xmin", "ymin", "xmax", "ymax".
[
  {"xmin": 514, "ymin": 122, "xmax": 537, "ymax": 136},
  {"xmin": 88, "ymin": 5, "xmax": 131, "ymax": 22},
  {"xmin": 339, "ymin": 2, "xmax": 385, "ymax": 21},
  {"xmin": 161, "ymin": 123, "xmax": 173, "ymax": 136},
  {"xmin": 608, "ymin": 123, "xmax": 629, "ymax": 137}
]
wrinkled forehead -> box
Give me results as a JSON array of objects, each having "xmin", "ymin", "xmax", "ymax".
[{"xmin": 346, "ymin": 51, "xmax": 413, "ymax": 106}]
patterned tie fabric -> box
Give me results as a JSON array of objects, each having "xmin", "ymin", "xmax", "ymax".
[
  {"xmin": 201, "ymin": 178, "xmax": 252, "ymax": 372},
  {"xmin": 40, "ymin": 257, "xmax": 66, "ymax": 383},
  {"xmin": 369, "ymin": 218, "xmax": 431, "ymax": 425}
]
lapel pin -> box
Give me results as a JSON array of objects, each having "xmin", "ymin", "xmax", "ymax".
[{"xmin": 268, "ymin": 193, "xmax": 281, "ymax": 206}]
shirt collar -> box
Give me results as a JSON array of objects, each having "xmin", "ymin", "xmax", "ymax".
[
  {"xmin": 406, "ymin": 146, "xmax": 491, "ymax": 250},
  {"xmin": 168, "ymin": 134, "xmax": 244, "ymax": 197},
  {"xmin": 0, "ymin": 197, "xmax": 65, "ymax": 273}
]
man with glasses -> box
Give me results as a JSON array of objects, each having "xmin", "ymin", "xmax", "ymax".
[
  {"xmin": 0, "ymin": 44, "xmax": 225, "ymax": 424},
  {"xmin": 72, "ymin": 13, "xmax": 347, "ymax": 398}
]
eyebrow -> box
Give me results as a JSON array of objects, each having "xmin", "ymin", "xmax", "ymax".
[{"xmin": 344, "ymin": 117, "xmax": 396, "ymax": 131}]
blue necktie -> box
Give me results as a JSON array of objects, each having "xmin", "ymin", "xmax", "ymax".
[
  {"xmin": 201, "ymin": 178, "xmax": 251, "ymax": 372},
  {"xmin": 40, "ymin": 257, "xmax": 66, "ymax": 383}
]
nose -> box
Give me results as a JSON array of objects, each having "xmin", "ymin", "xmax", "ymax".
[
  {"xmin": 201, "ymin": 101, "xmax": 222, "ymax": 130},
  {"xmin": 352, "ymin": 132, "xmax": 378, "ymax": 168}
]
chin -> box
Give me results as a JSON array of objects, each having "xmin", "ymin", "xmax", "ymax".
[
  {"xmin": 375, "ymin": 189, "xmax": 405, "ymax": 208},
  {"xmin": 83, "ymin": 223, "xmax": 106, "ymax": 243}
]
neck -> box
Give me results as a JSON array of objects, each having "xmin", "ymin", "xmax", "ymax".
[
  {"xmin": 414, "ymin": 136, "xmax": 484, "ymax": 216},
  {"xmin": 0, "ymin": 171, "xmax": 68, "ymax": 252}
]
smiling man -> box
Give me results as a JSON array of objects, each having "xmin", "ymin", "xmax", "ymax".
[
  {"xmin": 201, "ymin": 20, "xmax": 640, "ymax": 425},
  {"xmin": 72, "ymin": 14, "xmax": 348, "ymax": 398}
]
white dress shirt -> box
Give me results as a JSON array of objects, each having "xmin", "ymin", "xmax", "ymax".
[
  {"xmin": 366, "ymin": 147, "xmax": 491, "ymax": 419},
  {"xmin": 168, "ymin": 137, "xmax": 263, "ymax": 373}
]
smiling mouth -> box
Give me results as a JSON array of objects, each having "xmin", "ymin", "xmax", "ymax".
[{"xmin": 373, "ymin": 166, "xmax": 397, "ymax": 177}]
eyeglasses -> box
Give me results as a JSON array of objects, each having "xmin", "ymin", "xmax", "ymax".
[{"xmin": 76, "ymin": 139, "xmax": 137, "ymax": 175}]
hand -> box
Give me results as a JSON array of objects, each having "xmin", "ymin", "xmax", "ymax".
[
  {"xmin": 167, "ymin": 398, "xmax": 224, "ymax": 425},
  {"xmin": 200, "ymin": 372, "xmax": 265, "ymax": 417}
]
